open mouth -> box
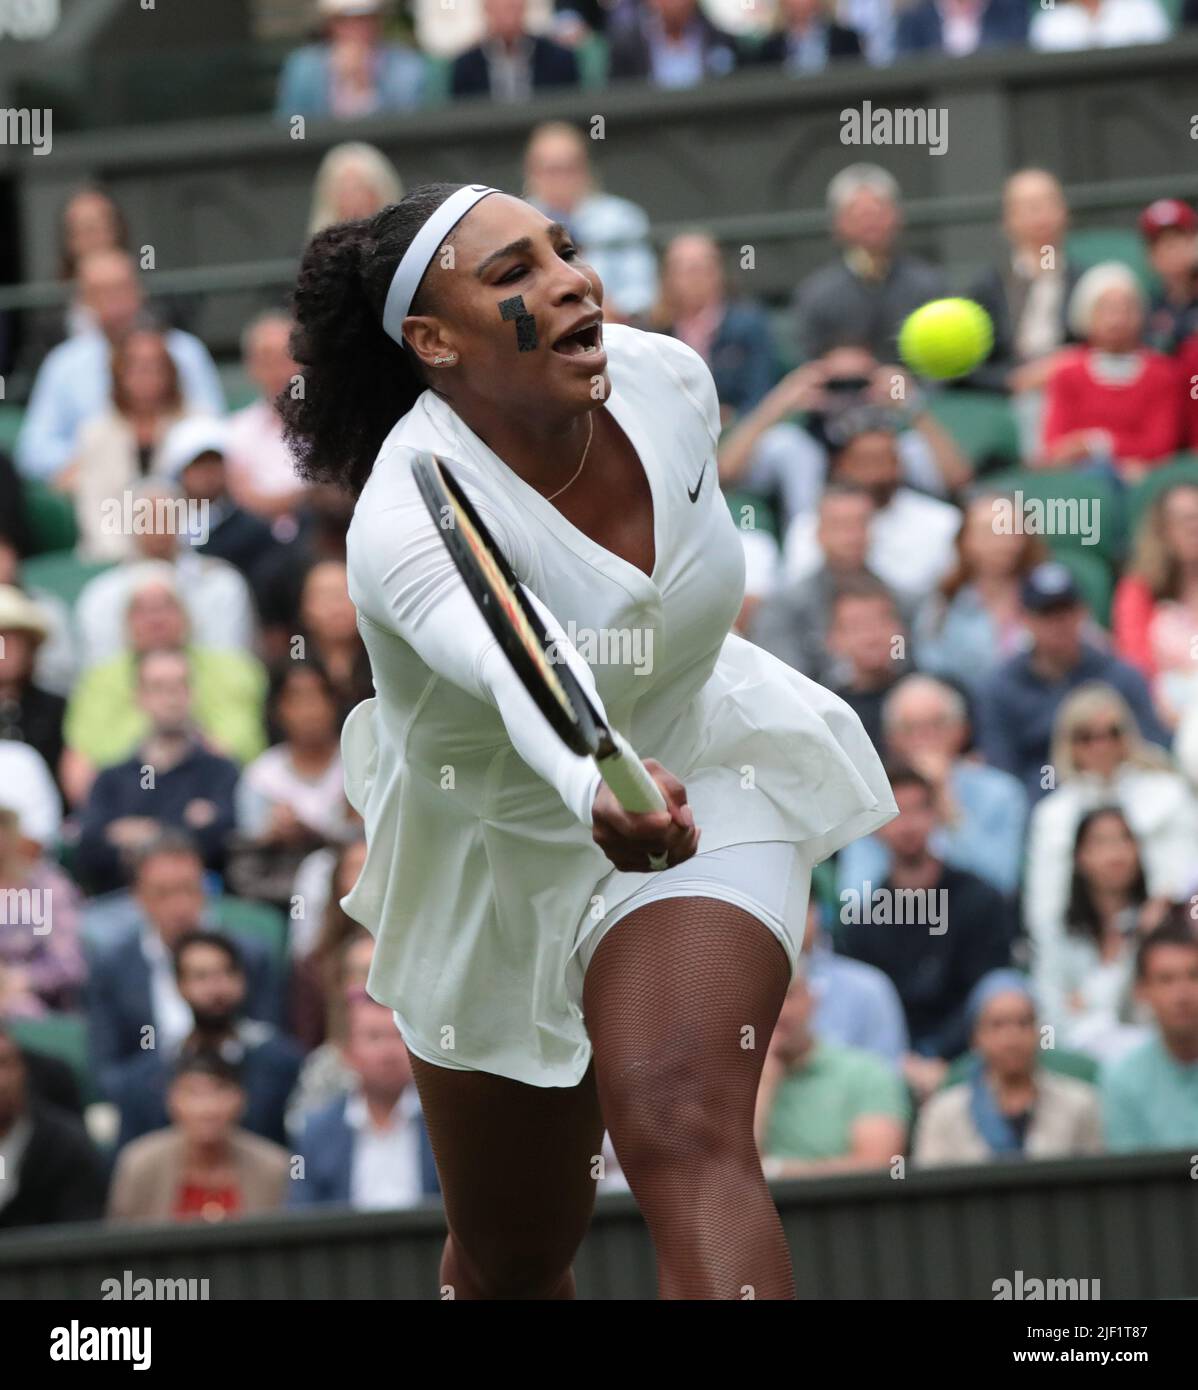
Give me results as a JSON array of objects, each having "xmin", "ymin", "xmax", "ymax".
[{"xmin": 551, "ymin": 321, "xmax": 603, "ymax": 357}]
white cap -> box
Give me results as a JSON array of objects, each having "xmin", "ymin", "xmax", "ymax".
[
  {"xmin": 318, "ymin": 0, "xmax": 383, "ymax": 17},
  {"xmin": 161, "ymin": 418, "xmax": 230, "ymax": 481}
]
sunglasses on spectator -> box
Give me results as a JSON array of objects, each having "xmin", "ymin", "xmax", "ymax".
[{"xmin": 1071, "ymin": 724, "xmax": 1124, "ymax": 745}]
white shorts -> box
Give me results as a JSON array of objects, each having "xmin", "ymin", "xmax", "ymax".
[{"xmin": 395, "ymin": 839, "xmax": 812, "ymax": 1076}]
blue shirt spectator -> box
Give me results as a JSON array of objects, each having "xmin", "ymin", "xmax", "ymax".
[
  {"xmin": 608, "ymin": 0, "xmax": 739, "ymax": 88},
  {"xmin": 805, "ymin": 930, "xmax": 910, "ymax": 1067},
  {"xmin": 896, "ymin": 0, "xmax": 1029, "ymax": 59}
]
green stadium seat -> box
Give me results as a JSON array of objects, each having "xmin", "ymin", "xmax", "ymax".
[
  {"xmin": 217, "ymin": 363, "xmax": 257, "ymax": 413},
  {"xmin": 944, "ymin": 1045, "xmax": 1099, "ymax": 1090},
  {"xmin": 212, "ymin": 895, "xmax": 289, "ymax": 964},
  {"xmin": 0, "ymin": 403, "xmax": 22, "ymax": 455},
  {"xmin": 21, "ymin": 550, "xmax": 113, "ymax": 609},
  {"xmin": 1124, "ymin": 454, "xmax": 1198, "ymax": 541},
  {"xmin": 21, "ymin": 478, "xmax": 78, "ymax": 555},
  {"xmin": 928, "ymin": 389, "xmax": 1021, "ymax": 470},
  {"xmin": 723, "ymin": 486, "xmax": 779, "ymax": 541},
  {"xmin": 986, "ymin": 467, "xmax": 1125, "ymax": 567},
  {"xmin": 1053, "ymin": 546, "xmax": 1114, "ymax": 628},
  {"xmin": 576, "ymin": 35, "xmax": 609, "ymax": 89},
  {"xmin": 1066, "ymin": 228, "xmax": 1156, "ymax": 297},
  {"xmin": 7, "ymin": 1012, "xmax": 99, "ymax": 1106},
  {"xmin": 422, "ymin": 54, "xmax": 453, "ymax": 105}
]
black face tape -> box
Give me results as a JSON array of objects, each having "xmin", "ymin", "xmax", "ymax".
[{"xmin": 498, "ymin": 294, "xmax": 539, "ymax": 352}]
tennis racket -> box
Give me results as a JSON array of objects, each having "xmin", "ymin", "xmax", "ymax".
[{"xmin": 409, "ymin": 448, "xmax": 667, "ymax": 815}]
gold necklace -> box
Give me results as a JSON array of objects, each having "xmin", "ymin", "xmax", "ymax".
[{"xmin": 544, "ymin": 413, "xmax": 595, "ymax": 504}]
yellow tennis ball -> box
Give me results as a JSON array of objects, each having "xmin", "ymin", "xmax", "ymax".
[{"xmin": 898, "ymin": 298, "xmax": 994, "ymax": 380}]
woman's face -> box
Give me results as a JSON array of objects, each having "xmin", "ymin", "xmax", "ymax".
[
  {"xmin": 974, "ymin": 991, "xmax": 1038, "ymax": 1077},
  {"xmin": 1076, "ymin": 812, "xmax": 1140, "ymax": 895},
  {"xmin": 332, "ymin": 161, "xmax": 388, "ymax": 223},
  {"xmin": 127, "ymin": 584, "xmax": 188, "ymax": 652},
  {"xmin": 277, "ymin": 669, "xmax": 338, "ymax": 744},
  {"xmin": 962, "ymin": 496, "xmax": 1023, "ymax": 578},
  {"xmin": 64, "ymin": 190, "xmax": 121, "ymax": 264},
  {"xmin": 404, "ymin": 195, "xmax": 606, "ymax": 422},
  {"xmin": 118, "ymin": 332, "xmax": 174, "ymax": 413},
  {"xmin": 300, "ymin": 562, "xmax": 357, "ymax": 644},
  {"xmin": 1069, "ymin": 706, "xmax": 1127, "ymax": 778},
  {"xmin": 1162, "ymin": 486, "xmax": 1198, "ymax": 566},
  {"xmin": 1087, "ymin": 287, "xmax": 1143, "ymax": 353}
]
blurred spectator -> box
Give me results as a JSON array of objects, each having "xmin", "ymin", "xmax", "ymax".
[
  {"xmin": 1100, "ymin": 914, "xmax": 1198, "ymax": 1152},
  {"xmin": 745, "ymin": 0, "xmax": 863, "ymax": 69},
  {"xmin": 161, "ymin": 420, "xmax": 281, "ymax": 598},
  {"xmin": 755, "ymin": 973, "xmax": 909, "ymax": 1177},
  {"xmin": 275, "ymin": 0, "xmax": 425, "ymax": 120},
  {"xmin": 915, "ymin": 490, "xmax": 1045, "ymax": 695},
  {"xmin": 1033, "ymin": 807, "xmax": 1164, "ymax": 1060},
  {"xmin": 15, "ymin": 250, "xmax": 224, "ymax": 484},
  {"xmin": 0, "ymin": 743, "xmax": 61, "ymax": 854},
  {"xmin": 1023, "ymin": 685, "xmax": 1198, "ymax": 989},
  {"xmin": 837, "ymin": 0, "xmax": 898, "ymax": 62},
  {"xmin": 308, "ymin": 142, "xmax": 404, "ymax": 239},
  {"xmin": 793, "ymin": 165, "xmax": 946, "ymax": 365},
  {"xmin": 1139, "ymin": 199, "xmax": 1198, "ymax": 354},
  {"xmin": 15, "ymin": 186, "xmax": 128, "ymax": 381},
  {"xmin": 523, "ymin": 122, "xmax": 658, "ymax": 324},
  {"xmin": 977, "ymin": 561, "xmax": 1169, "ymax": 801},
  {"xmin": 88, "ymin": 833, "xmax": 285, "ymax": 1107},
  {"xmin": 719, "ymin": 347, "xmax": 970, "ymax": 529},
  {"xmin": 801, "ymin": 898, "xmax": 910, "ymax": 1068},
  {"xmin": 1041, "ymin": 263, "xmax": 1184, "ymax": 480},
  {"xmin": 290, "ymin": 839, "xmax": 370, "ymax": 1049},
  {"xmin": 291, "ymin": 993, "xmax": 439, "ymax": 1208},
  {"xmin": 0, "ymin": 584, "xmax": 65, "ymax": 777},
  {"xmin": 824, "ymin": 577, "xmax": 911, "ymax": 751},
  {"xmin": 225, "ymin": 312, "xmax": 309, "ymax": 525},
  {"xmin": 835, "ymin": 765, "xmax": 1013, "ymax": 1096},
  {"xmin": 452, "ymin": 0, "xmax": 580, "ymax": 99},
  {"xmin": 0, "ymin": 1024, "xmax": 107, "ymax": 1230},
  {"xmin": 107, "ymin": 1051, "xmax": 290, "ymax": 1223},
  {"xmin": 647, "ymin": 231, "xmax": 777, "ymax": 423},
  {"xmin": 74, "ymin": 649, "xmax": 240, "ymax": 895},
  {"xmin": 838, "ymin": 674, "xmax": 1028, "ymax": 897},
  {"xmin": 913, "ymin": 971, "xmax": 1103, "ymax": 1163},
  {"xmin": 608, "ymin": 0, "xmax": 739, "ymax": 87},
  {"xmin": 230, "ymin": 662, "xmax": 355, "ymax": 905},
  {"xmin": 967, "ymin": 169, "xmax": 1079, "ymax": 461},
  {"xmin": 0, "ymin": 807, "xmax": 84, "ymax": 1018},
  {"xmin": 296, "ymin": 559, "xmax": 374, "ymax": 708},
  {"xmin": 1181, "ymin": 331, "xmax": 1198, "ymax": 451},
  {"xmin": 1115, "ymin": 483, "xmax": 1198, "ymax": 729},
  {"xmin": 287, "ymin": 929, "xmax": 375, "ymax": 1133},
  {"xmin": 112, "ymin": 932, "xmax": 303, "ymax": 1148},
  {"xmin": 76, "ymin": 496, "xmax": 257, "ymax": 671},
  {"xmin": 63, "ymin": 571, "xmax": 266, "ymax": 805},
  {"xmin": 63, "ymin": 326, "xmax": 193, "ymax": 562},
  {"xmin": 1030, "ymin": 0, "xmax": 1170, "ymax": 50},
  {"xmin": 750, "ymin": 484, "xmax": 892, "ymax": 681},
  {"xmin": 895, "ymin": 0, "xmax": 1028, "ymax": 58},
  {"xmin": 782, "ymin": 422, "xmax": 962, "ymax": 599}
]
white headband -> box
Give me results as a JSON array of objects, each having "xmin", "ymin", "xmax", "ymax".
[{"xmin": 380, "ymin": 184, "xmax": 500, "ymax": 347}]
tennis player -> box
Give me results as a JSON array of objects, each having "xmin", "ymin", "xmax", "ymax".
[{"xmin": 281, "ymin": 182, "xmax": 896, "ymax": 1300}]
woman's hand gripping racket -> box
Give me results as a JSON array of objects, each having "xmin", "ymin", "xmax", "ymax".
[{"xmin": 409, "ymin": 448, "xmax": 677, "ymax": 845}]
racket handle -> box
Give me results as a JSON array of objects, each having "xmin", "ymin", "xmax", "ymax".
[{"xmin": 596, "ymin": 730, "xmax": 668, "ymax": 814}]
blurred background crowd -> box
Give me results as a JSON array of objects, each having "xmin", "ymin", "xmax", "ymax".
[{"xmin": 1, "ymin": 0, "xmax": 1198, "ymax": 1237}]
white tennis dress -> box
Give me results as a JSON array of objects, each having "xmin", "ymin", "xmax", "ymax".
[{"xmin": 340, "ymin": 324, "xmax": 897, "ymax": 1087}]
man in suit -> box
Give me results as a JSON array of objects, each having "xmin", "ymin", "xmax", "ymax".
[
  {"xmin": 451, "ymin": 0, "xmax": 579, "ymax": 100},
  {"xmin": 110, "ymin": 931, "xmax": 303, "ymax": 1149},
  {"xmin": 87, "ymin": 831, "xmax": 285, "ymax": 1121},
  {"xmin": 291, "ymin": 994, "xmax": 440, "ymax": 1209},
  {"xmin": 966, "ymin": 169, "xmax": 1082, "ymax": 395},
  {"xmin": 0, "ymin": 1025, "xmax": 107, "ymax": 1230},
  {"xmin": 608, "ymin": 0, "xmax": 739, "ymax": 87},
  {"xmin": 895, "ymin": 0, "xmax": 1029, "ymax": 57},
  {"xmin": 747, "ymin": 0, "xmax": 863, "ymax": 70}
]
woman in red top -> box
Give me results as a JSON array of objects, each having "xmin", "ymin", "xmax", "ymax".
[
  {"xmin": 1041, "ymin": 262, "xmax": 1184, "ymax": 480},
  {"xmin": 1113, "ymin": 481, "xmax": 1198, "ymax": 729}
]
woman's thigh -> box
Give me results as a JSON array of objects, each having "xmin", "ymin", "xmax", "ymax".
[{"xmin": 407, "ymin": 1052, "xmax": 606, "ymax": 1271}]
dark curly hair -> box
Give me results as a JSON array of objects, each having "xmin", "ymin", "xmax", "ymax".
[{"xmin": 279, "ymin": 181, "xmax": 469, "ymax": 496}]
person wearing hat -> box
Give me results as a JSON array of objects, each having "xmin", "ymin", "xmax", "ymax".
[
  {"xmin": 0, "ymin": 584, "xmax": 65, "ymax": 780},
  {"xmin": 977, "ymin": 560, "xmax": 1169, "ymax": 802},
  {"xmin": 161, "ymin": 417, "xmax": 280, "ymax": 599},
  {"xmin": 1140, "ymin": 199, "xmax": 1198, "ymax": 355},
  {"xmin": 913, "ymin": 970, "xmax": 1103, "ymax": 1165},
  {"xmin": 275, "ymin": 0, "xmax": 425, "ymax": 122}
]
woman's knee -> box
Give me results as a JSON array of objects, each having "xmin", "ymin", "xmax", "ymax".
[{"xmin": 446, "ymin": 1229, "xmax": 577, "ymax": 1300}]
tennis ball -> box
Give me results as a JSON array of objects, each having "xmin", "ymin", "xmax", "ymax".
[{"xmin": 898, "ymin": 298, "xmax": 994, "ymax": 380}]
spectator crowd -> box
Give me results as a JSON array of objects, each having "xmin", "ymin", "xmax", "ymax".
[{"xmin": 2, "ymin": 96, "xmax": 1198, "ymax": 1238}]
